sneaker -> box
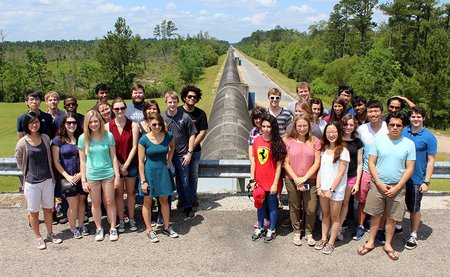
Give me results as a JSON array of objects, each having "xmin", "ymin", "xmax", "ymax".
[
  {"xmin": 353, "ymin": 226, "xmax": 365, "ymax": 241},
  {"xmin": 395, "ymin": 227, "xmax": 403, "ymax": 234},
  {"xmin": 157, "ymin": 219, "xmax": 164, "ymax": 228},
  {"xmin": 109, "ymin": 228, "xmax": 119, "ymax": 241},
  {"xmin": 129, "ymin": 218, "xmax": 138, "ymax": 232},
  {"xmin": 58, "ymin": 217, "xmax": 68, "ymax": 224},
  {"xmin": 47, "ymin": 233, "xmax": 62, "ymax": 244},
  {"xmin": 253, "ymin": 219, "xmax": 270, "ymax": 229},
  {"xmin": 36, "ymin": 237, "xmax": 46, "ymax": 250},
  {"xmin": 323, "ymin": 243, "xmax": 335, "ymax": 255},
  {"xmin": 264, "ymin": 229, "xmax": 276, "ymax": 243},
  {"xmin": 405, "ymin": 236, "xmax": 418, "ymax": 250},
  {"xmin": 252, "ymin": 228, "xmax": 264, "ymax": 241},
  {"xmin": 151, "ymin": 221, "xmax": 157, "ymax": 227},
  {"xmin": 376, "ymin": 229, "xmax": 386, "ymax": 245},
  {"xmin": 95, "ymin": 228, "xmax": 104, "ymax": 241},
  {"xmin": 147, "ymin": 230, "xmax": 159, "ymax": 243},
  {"xmin": 162, "ymin": 226, "xmax": 179, "ymax": 238},
  {"xmin": 337, "ymin": 228, "xmax": 344, "ymax": 241},
  {"xmin": 314, "ymin": 240, "xmax": 327, "ymax": 250},
  {"xmin": 80, "ymin": 225, "xmax": 90, "ymax": 236},
  {"xmin": 117, "ymin": 220, "xmax": 125, "ymax": 233},
  {"xmin": 192, "ymin": 199, "xmax": 199, "ymax": 208},
  {"xmin": 71, "ymin": 228, "xmax": 82, "ymax": 239},
  {"xmin": 184, "ymin": 207, "xmax": 195, "ymax": 218}
]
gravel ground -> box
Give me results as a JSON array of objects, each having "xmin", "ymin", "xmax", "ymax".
[{"xmin": 1, "ymin": 193, "xmax": 450, "ymax": 276}]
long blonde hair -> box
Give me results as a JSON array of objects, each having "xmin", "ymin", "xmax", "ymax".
[{"xmin": 83, "ymin": 109, "xmax": 106, "ymax": 156}]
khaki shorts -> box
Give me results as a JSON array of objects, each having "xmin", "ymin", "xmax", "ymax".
[
  {"xmin": 364, "ymin": 182, "xmax": 406, "ymax": 222},
  {"xmin": 88, "ymin": 177, "xmax": 113, "ymax": 187}
]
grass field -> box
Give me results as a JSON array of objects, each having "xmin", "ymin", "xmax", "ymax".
[{"xmin": 0, "ymin": 54, "xmax": 226, "ymax": 192}]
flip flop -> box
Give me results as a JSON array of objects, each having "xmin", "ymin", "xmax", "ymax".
[
  {"xmin": 306, "ymin": 235, "xmax": 316, "ymax": 247},
  {"xmin": 383, "ymin": 247, "xmax": 399, "ymax": 261},
  {"xmin": 357, "ymin": 243, "xmax": 375, "ymax": 255},
  {"xmin": 293, "ymin": 234, "xmax": 302, "ymax": 246}
]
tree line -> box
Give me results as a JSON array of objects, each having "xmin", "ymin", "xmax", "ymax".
[
  {"xmin": 236, "ymin": 0, "xmax": 449, "ymax": 129},
  {"xmin": 0, "ymin": 18, "xmax": 229, "ymax": 102}
]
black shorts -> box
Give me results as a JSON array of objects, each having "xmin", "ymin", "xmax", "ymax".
[{"xmin": 405, "ymin": 181, "xmax": 423, "ymax": 213}]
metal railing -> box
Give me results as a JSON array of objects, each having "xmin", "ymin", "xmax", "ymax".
[{"xmin": 1, "ymin": 158, "xmax": 449, "ymax": 192}]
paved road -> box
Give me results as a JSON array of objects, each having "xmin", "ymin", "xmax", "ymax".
[
  {"xmin": 233, "ymin": 48, "xmax": 294, "ymax": 109},
  {"xmin": 1, "ymin": 193, "xmax": 449, "ymax": 276}
]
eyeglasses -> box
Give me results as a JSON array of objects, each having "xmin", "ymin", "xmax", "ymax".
[
  {"xmin": 151, "ymin": 123, "xmax": 164, "ymax": 127},
  {"xmin": 269, "ymin": 96, "xmax": 281, "ymax": 100},
  {"xmin": 65, "ymin": 103, "xmax": 77, "ymax": 107},
  {"xmin": 187, "ymin": 95, "xmax": 197, "ymax": 100},
  {"xmin": 65, "ymin": 121, "xmax": 77, "ymax": 126},
  {"xmin": 389, "ymin": 123, "xmax": 403, "ymax": 128},
  {"xmin": 113, "ymin": 107, "xmax": 126, "ymax": 112}
]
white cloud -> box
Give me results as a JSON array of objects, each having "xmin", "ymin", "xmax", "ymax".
[
  {"xmin": 130, "ymin": 6, "xmax": 146, "ymax": 12},
  {"xmin": 166, "ymin": 2, "xmax": 177, "ymax": 10},
  {"xmin": 96, "ymin": 3, "xmax": 122, "ymax": 13},
  {"xmin": 256, "ymin": 0, "xmax": 276, "ymax": 7},
  {"xmin": 243, "ymin": 12, "xmax": 267, "ymax": 25},
  {"xmin": 288, "ymin": 5, "xmax": 315, "ymax": 14},
  {"xmin": 199, "ymin": 9, "xmax": 209, "ymax": 16},
  {"xmin": 305, "ymin": 13, "xmax": 329, "ymax": 23}
]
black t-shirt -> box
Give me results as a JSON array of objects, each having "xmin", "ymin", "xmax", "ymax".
[
  {"xmin": 178, "ymin": 106, "xmax": 208, "ymax": 152},
  {"xmin": 345, "ymin": 138, "xmax": 364, "ymax": 178}
]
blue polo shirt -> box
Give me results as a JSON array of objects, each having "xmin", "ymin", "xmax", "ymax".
[
  {"xmin": 17, "ymin": 110, "xmax": 55, "ymax": 138},
  {"xmin": 402, "ymin": 126, "xmax": 437, "ymax": 184}
]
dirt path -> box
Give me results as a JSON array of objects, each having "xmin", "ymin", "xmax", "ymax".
[{"xmin": 435, "ymin": 134, "xmax": 450, "ymax": 155}]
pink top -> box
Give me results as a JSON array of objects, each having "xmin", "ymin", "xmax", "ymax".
[{"xmin": 284, "ymin": 136, "xmax": 322, "ymax": 179}]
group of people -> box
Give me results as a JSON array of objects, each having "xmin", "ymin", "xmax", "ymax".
[
  {"xmin": 248, "ymin": 82, "xmax": 437, "ymax": 260},
  {"xmin": 15, "ymin": 83, "xmax": 208, "ymax": 249}
]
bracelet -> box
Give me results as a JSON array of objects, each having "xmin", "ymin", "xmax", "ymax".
[
  {"xmin": 423, "ymin": 181, "xmax": 430, "ymax": 186},
  {"xmin": 142, "ymin": 180, "xmax": 148, "ymax": 184},
  {"xmin": 187, "ymin": 150, "xmax": 193, "ymax": 154},
  {"xmin": 329, "ymin": 188, "xmax": 336, "ymax": 193}
]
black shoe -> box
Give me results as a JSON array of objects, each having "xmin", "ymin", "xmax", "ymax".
[
  {"xmin": 184, "ymin": 208, "xmax": 195, "ymax": 218},
  {"xmin": 395, "ymin": 227, "xmax": 403, "ymax": 234},
  {"xmin": 192, "ymin": 199, "xmax": 199, "ymax": 208}
]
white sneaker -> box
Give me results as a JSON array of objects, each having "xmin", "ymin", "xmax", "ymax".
[
  {"xmin": 109, "ymin": 228, "xmax": 119, "ymax": 241},
  {"xmin": 95, "ymin": 228, "xmax": 104, "ymax": 241},
  {"xmin": 36, "ymin": 237, "xmax": 46, "ymax": 250},
  {"xmin": 147, "ymin": 230, "xmax": 159, "ymax": 243},
  {"xmin": 47, "ymin": 233, "xmax": 62, "ymax": 244}
]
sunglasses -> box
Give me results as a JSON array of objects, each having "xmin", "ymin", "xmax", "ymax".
[
  {"xmin": 113, "ymin": 107, "xmax": 126, "ymax": 112},
  {"xmin": 389, "ymin": 123, "xmax": 403, "ymax": 128},
  {"xmin": 151, "ymin": 123, "xmax": 164, "ymax": 127},
  {"xmin": 186, "ymin": 95, "xmax": 198, "ymax": 100},
  {"xmin": 65, "ymin": 121, "xmax": 77, "ymax": 126},
  {"xmin": 269, "ymin": 96, "xmax": 281, "ymax": 100}
]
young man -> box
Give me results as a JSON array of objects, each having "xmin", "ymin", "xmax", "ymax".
[
  {"xmin": 286, "ymin": 82, "xmax": 311, "ymax": 116},
  {"xmin": 162, "ymin": 91, "xmax": 196, "ymax": 217},
  {"xmin": 126, "ymin": 83, "xmax": 146, "ymax": 123},
  {"xmin": 267, "ymin": 88, "xmax": 292, "ymax": 137},
  {"xmin": 358, "ymin": 111, "xmax": 415, "ymax": 260},
  {"xmin": 95, "ymin": 83, "xmax": 110, "ymax": 104},
  {"xmin": 353, "ymin": 100, "xmax": 388, "ymax": 241},
  {"xmin": 44, "ymin": 91, "xmax": 65, "ymax": 120},
  {"xmin": 337, "ymin": 85, "xmax": 356, "ymax": 116},
  {"xmin": 382, "ymin": 96, "xmax": 416, "ymax": 122},
  {"xmin": 178, "ymin": 85, "xmax": 208, "ymax": 208},
  {"xmin": 352, "ymin": 96, "xmax": 368, "ymax": 126},
  {"xmin": 402, "ymin": 106, "xmax": 437, "ymax": 250},
  {"xmin": 54, "ymin": 96, "xmax": 85, "ymax": 128},
  {"xmin": 17, "ymin": 91, "xmax": 54, "ymax": 139}
]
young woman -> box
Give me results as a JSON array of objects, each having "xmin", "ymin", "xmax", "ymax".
[
  {"xmin": 323, "ymin": 96, "xmax": 347, "ymax": 125},
  {"xmin": 97, "ymin": 102, "xmax": 113, "ymax": 123},
  {"xmin": 138, "ymin": 100, "xmax": 161, "ymax": 134},
  {"xmin": 338, "ymin": 114, "xmax": 363, "ymax": 239},
  {"xmin": 52, "ymin": 112, "xmax": 88, "ymax": 239},
  {"xmin": 138, "ymin": 113, "xmax": 179, "ymax": 242},
  {"xmin": 310, "ymin": 98, "xmax": 327, "ymax": 138},
  {"xmin": 105, "ymin": 98, "xmax": 139, "ymax": 233},
  {"xmin": 294, "ymin": 100, "xmax": 312, "ymax": 117},
  {"xmin": 283, "ymin": 115, "xmax": 321, "ymax": 246},
  {"xmin": 15, "ymin": 112, "xmax": 62, "ymax": 249},
  {"xmin": 78, "ymin": 109, "xmax": 120, "ymax": 241},
  {"xmin": 250, "ymin": 114, "xmax": 287, "ymax": 243},
  {"xmin": 315, "ymin": 122, "xmax": 350, "ymax": 255}
]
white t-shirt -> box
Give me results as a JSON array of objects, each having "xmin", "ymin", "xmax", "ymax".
[
  {"xmin": 357, "ymin": 122, "xmax": 389, "ymax": 173},
  {"xmin": 319, "ymin": 147, "xmax": 350, "ymax": 201}
]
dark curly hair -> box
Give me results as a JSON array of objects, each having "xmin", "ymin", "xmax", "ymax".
[
  {"xmin": 322, "ymin": 122, "xmax": 346, "ymax": 163},
  {"xmin": 261, "ymin": 114, "xmax": 287, "ymax": 162},
  {"xmin": 58, "ymin": 112, "xmax": 83, "ymax": 144},
  {"xmin": 180, "ymin": 85, "xmax": 202, "ymax": 103}
]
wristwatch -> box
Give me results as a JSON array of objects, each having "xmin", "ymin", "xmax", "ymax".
[
  {"xmin": 329, "ymin": 188, "xmax": 336, "ymax": 193},
  {"xmin": 423, "ymin": 181, "xmax": 430, "ymax": 186}
]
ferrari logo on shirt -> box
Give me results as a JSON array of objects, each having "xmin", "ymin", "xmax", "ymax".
[{"xmin": 257, "ymin": 146, "xmax": 269, "ymax": 165}]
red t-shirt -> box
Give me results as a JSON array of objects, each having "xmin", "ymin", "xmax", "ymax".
[
  {"xmin": 109, "ymin": 119, "xmax": 137, "ymax": 167},
  {"xmin": 252, "ymin": 136, "xmax": 281, "ymax": 191}
]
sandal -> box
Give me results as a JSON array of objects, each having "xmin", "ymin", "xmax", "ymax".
[
  {"xmin": 357, "ymin": 243, "xmax": 375, "ymax": 255},
  {"xmin": 293, "ymin": 234, "xmax": 302, "ymax": 246},
  {"xmin": 306, "ymin": 235, "xmax": 316, "ymax": 247},
  {"xmin": 383, "ymin": 247, "xmax": 399, "ymax": 261}
]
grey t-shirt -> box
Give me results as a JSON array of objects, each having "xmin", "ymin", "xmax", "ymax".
[
  {"xmin": 126, "ymin": 102, "xmax": 144, "ymax": 123},
  {"xmin": 25, "ymin": 140, "xmax": 52, "ymax": 183},
  {"xmin": 162, "ymin": 109, "xmax": 196, "ymax": 157}
]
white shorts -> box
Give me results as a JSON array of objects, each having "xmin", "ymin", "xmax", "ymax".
[
  {"xmin": 24, "ymin": 178, "xmax": 55, "ymax": 212},
  {"xmin": 319, "ymin": 189, "xmax": 345, "ymax": 201}
]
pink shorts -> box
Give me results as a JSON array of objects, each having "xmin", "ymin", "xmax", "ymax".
[
  {"xmin": 356, "ymin": 171, "xmax": 372, "ymax": 203},
  {"xmin": 347, "ymin": 176, "xmax": 357, "ymax": 188}
]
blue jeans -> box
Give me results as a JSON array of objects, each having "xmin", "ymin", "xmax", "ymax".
[
  {"xmin": 189, "ymin": 151, "xmax": 201, "ymax": 200},
  {"xmin": 257, "ymin": 192, "xmax": 278, "ymax": 231},
  {"xmin": 172, "ymin": 155, "xmax": 192, "ymax": 209}
]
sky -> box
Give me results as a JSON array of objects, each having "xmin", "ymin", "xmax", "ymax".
[{"xmin": 0, "ymin": 0, "xmax": 448, "ymax": 43}]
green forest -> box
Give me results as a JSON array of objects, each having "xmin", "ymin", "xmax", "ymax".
[
  {"xmin": 0, "ymin": 18, "xmax": 228, "ymax": 102},
  {"xmin": 236, "ymin": 0, "xmax": 450, "ymax": 129}
]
